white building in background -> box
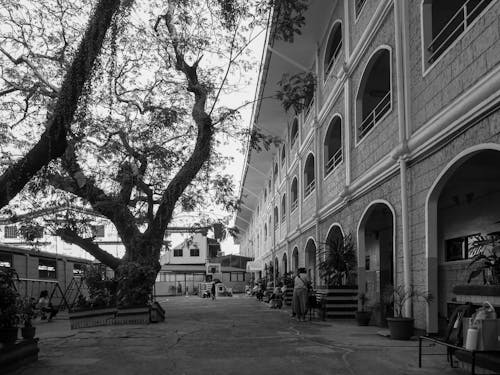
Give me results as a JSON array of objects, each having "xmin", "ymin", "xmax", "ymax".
[{"xmin": 0, "ymin": 222, "xmax": 125, "ymax": 260}]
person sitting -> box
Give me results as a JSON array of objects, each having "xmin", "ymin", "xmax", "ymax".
[
  {"xmin": 37, "ymin": 290, "xmax": 58, "ymax": 322},
  {"xmin": 270, "ymin": 283, "xmax": 283, "ymax": 309}
]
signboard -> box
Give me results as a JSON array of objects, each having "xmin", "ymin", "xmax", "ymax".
[
  {"xmin": 206, "ymin": 263, "xmax": 221, "ymax": 275},
  {"xmin": 246, "ymin": 260, "xmax": 264, "ymax": 272}
]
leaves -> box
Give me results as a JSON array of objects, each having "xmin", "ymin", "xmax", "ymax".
[{"xmin": 276, "ymin": 71, "xmax": 316, "ymax": 114}]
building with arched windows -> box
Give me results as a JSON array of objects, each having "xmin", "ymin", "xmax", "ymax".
[{"xmin": 235, "ymin": 0, "xmax": 500, "ymax": 333}]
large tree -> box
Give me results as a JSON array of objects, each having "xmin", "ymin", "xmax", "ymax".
[
  {"xmin": 0, "ymin": 0, "xmax": 131, "ymax": 208},
  {"xmin": 1, "ymin": 0, "xmax": 308, "ymax": 306}
]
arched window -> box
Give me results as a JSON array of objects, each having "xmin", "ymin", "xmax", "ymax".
[
  {"xmin": 273, "ymin": 206, "xmax": 279, "ymax": 230},
  {"xmin": 264, "ymin": 188, "xmax": 267, "ymax": 201},
  {"xmin": 291, "ymin": 177, "xmax": 298, "ymax": 211},
  {"xmin": 256, "ymin": 205, "xmax": 259, "ymax": 216},
  {"xmin": 268, "ymin": 217, "xmax": 272, "ymax": 236},
  {"xmin": 290, "ymin": 118, "xmax": 299, "ymax": 147},
  {"xmin": 324, "ymin": 116, "xmax": 343, "ymax": 174},
  {"xmin": 304, "ymin": 154, "xmax": 315, "ymax": 197},
  {"xmin": 281, "ymin": 194, "xmax": 286, "ymax": 223},
  {"xmin": 264, "ymin": 223, "xmax": 267, "ymax": 238},
  {"xmin": 324, "ymin": 22, "xmax": 342, "ymax": 77},
  {"xmin": 357, "ymin": 48, "xmax": 391, "ymax": 141},
  {"xmin": 281, "ymin": 146, "xmax": 286, "ymax": 166},
  {"xmin": 274, "ymin": 162, "xmax": 278, "ymax": 184},
  {"xmin": 422, "ymin": 0, "xmax": 492, "ymax": 65}
]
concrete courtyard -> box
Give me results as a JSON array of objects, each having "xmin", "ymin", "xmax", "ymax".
[{"xmin": 12, "ymin": 296, "xmax": 474, "ymax": 375}]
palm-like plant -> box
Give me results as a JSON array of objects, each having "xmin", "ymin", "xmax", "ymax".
[
  {"xmin": 467, "ymin": 234, "xmax": 500, "ymax": 285},
  {"xmin": 318, "ymin": 234, "xmax": 356, "ymax": 287}
]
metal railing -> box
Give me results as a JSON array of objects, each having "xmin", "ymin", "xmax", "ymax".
[
  {"xmin": 325, "ymin": 147, "xmax": 343, "ymax": 175},
  {"xmin": 359, "ymin": 91, "xmax": 391, "ymax": 140},
  {"xmin": 291, "ymin": 131, "xmax": 298, "ymax": 147},
  {"xmin": 305, "ymin": 97, "xmax": 314, "ymax": 118},
  {"xmin": 325, "ymin": 41, "xmax": 342, "ymax": 77},
  {"xmin": 291, "ymin": 199, "xmax": 298, "ymax": 212},
  {"xmin": 356, "ymin": 0, "xmax": 367, "ymax": 17},
  {"xmin": 304, "ymin": 179, "xmax": 316, "ymax": 197},
  {"xmin": 427, "ymin": 0, "xmax": 492, "ymax": 63}
]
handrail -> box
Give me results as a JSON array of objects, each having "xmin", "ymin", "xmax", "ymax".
[
  {"xmin": 305, "ymin": 98, "xmax": 314, "ymax": 118},
  {"xmin": 359, "ymin": 91, "xmax": 391, "ymax": 139},
  {"xmin": 356, "ymin": 0, "xmax": 367, "ymax": 16},
  {"xmin": 325, "ymin": 147, "xmax": 343, "ymax": 175},
  {"xmin": 291, "ymin": 131, "xmax": 298, "ymax": 147},
  {"xmin": 427, "ymin": 0, "xmax": 492, "ymax": 63},
  {"xmin": 304, "ymin": 179, "xmax": 316, "ymax": 197},
  {"xmin": 291, "ymin": 199, "xmax": 298, "ymax": 212},
  {"xmin": 325, "ymin": 41, "xmax": 342, "ymax": 76}
]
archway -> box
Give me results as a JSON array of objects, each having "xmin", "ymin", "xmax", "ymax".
[
  {"xmin": 426, "ymin": 145, "xmax": 500, "ymax": 333},
  {"xmin": 292, "ymin": 247, "xmax": 299, "ymax": 274},
  {"xmin": 274, "ymin": 257, "xmax": 279, "ymax": 281},
  {"xmin": 357, "ymin": 201, "xmax": 395, "ymax": 326},
  {"xmin": 305, "ymin": 239, "xmax": 317, "ymax": 287}
]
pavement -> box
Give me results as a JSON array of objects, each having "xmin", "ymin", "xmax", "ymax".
[{"xmin": 11, "ymin": 295, "xmax": 477, "ymax": 375}]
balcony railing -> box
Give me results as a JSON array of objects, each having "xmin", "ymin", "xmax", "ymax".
[
  {"xmin": 427, "ymin": 0, "xmax": 492, "ymax": 63},
  {"xmin": 291, "ymin": 132, "xmax": 298, "ymax": 147},
  {"xmin": 291, "ymin": 199, "xmax": 298, "ymax": 212},
  {"xmin": 355, "ymin": 0, "xmax": 367, "ymax": 16},
  {"xmin": 325, "ymin": 41, "xmax": 342, "ymax": 78},
  {"xmin": 281, "ymin": 215, "xmax": 286, "ymax": 224},
  {"xmin": 325, "ymin": 147, "xmax": 343, "ymax": 175},
  {"xmin": 305, "ymin": 98, "xmax": 314, "ymax": 119},
  {"xmin": 359, "ymin": 90, "xmax": 391, "ymax": 140},
  {"xmin": 304, "ymin": 179, "xmax": 315, "ymax": 197}
]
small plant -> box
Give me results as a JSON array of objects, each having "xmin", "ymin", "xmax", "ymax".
[
  {"xmin": 358, "ymin": 293, "xmax": 369, "ymax": 312},
  {"xmin": 0, "ymin": 267, "xmax": 20, "ymax": 328},
  {"xmin": 382, "ymin": 284, "xmax": 432, "ymax": 318},
  {"xmin": 18, "ymin": 297, "xmax": 36, "ymax": 328},
  {"xmin": 467, "ymin": 234, "xmax": 500, "ymax": 285}
]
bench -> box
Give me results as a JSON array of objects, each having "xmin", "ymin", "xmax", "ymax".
[{"xmin": 419, "ymin": 336, "xmax": 500, "ymax": 375}]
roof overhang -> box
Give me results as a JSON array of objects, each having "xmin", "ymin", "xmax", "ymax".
[{"xmin": 235, "ymin": 1, "xmax": 331, "ymax": 232}]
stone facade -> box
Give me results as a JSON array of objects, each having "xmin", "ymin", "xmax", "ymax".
[{"xmin": 235, "ymin": 0, "xmax": 500, "ymax": 332}]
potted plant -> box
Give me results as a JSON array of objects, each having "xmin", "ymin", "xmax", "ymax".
[
  {"xmin": 467, "ymin": 234, "xmax": 500, "ymax": 285},
  {"xmin": 318, "ymin": 234, "xmax": 357, "ymax": 288},
  {"xmin": 0, "ymin": 267, "xmax": 20, "ymax": 345},
  {"xmin": 383, "ymin": 284, "xmax": 432, "ymax": 340},
  {"xmin": 18, "ymin": 297, "xmax": 37, "ymax": 340},
  {"xmin": 355, "ymin": 293, "xmax": 372, "ymax": 326}
]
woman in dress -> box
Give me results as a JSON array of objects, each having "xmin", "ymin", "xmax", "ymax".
[{"xmin": 292, "ymin": 268, "xmax": 309, "ymax": 321}]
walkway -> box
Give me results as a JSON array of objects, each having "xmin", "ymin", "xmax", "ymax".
[{"xmin": 13, "ymin": 296, "xmax": 469, "ymax": 375}]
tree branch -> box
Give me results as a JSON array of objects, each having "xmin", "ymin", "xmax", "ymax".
[
  {"xmin": 0, "ymin": 0, "xmax": 122, "ymax": 209},
  {"xmin": 55, "ymin": 227, "xmax": 121, "ymax": 270}
]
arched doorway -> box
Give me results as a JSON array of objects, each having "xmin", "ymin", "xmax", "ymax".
[
  {"xmin": 323, "ymin": 224, "xmax": 345, "ymax": 285},
  {"xmin": 426, "ymin": 146, "xmax": 500, "ymax": 333},
  {"xmin": 274, "ymin": 257, "xmax": 279, "ymax": 281},
  {"xmin": 282, "ymin": 253, "xmax": 288, "ymax": 276},
  {"xmin": 357, "ymin": 201, "xmax": 395, "ymax": 326},
  {"xmin": 305, "ymin": 239, "xmax": 317, "ymax": 287}
]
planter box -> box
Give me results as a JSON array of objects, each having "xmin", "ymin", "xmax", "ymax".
[
  {"xmin": 316, "ymin": 287, "xmax": 358, "ymax": 319},
  {"xmin": 69, "ymin": 307, "xmax": 117, "ymax": 329},
  {"xmin": 115, "ymin": 306, "xmax": 150, "ymax": 325},
  {"xmin": 0, "ymin": 339, "xmax": 39, "ymax": 373},
  {"xmin": 150, "ymin": 302, "xmax": 165, "ymax": 323}
]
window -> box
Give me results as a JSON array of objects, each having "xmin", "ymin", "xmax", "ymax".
[
  {"xmin": 268, "ymin": 179, "xmax": 271, "ymax": 191},
  {"xmin": 445, "ymin": 234, "xmax": 479, "ymax": 261},
  {"xmin": 281, "ymin": 146, "xmax": 286, "ymax": 166},
  {"xmin": 4, "ymin": 225, "xmax": 18, "ymax": 239},
  {"xmin": 268, "ymin": 217, "xmax": 272, "ymax": 236},
  {"xmin": 190, "ymin": 247, "xmax": 200, "ymax": 257},
  {"xmin": 273, "ymin": 206, "xmax": 279, "ymax": 230},
  {"xmin": 173, "ymin": 248, "xmax": 183, "ymax": 257},
  {"xmin": 304, "ymin": 154, "xmax": 315, "ymax": 197},
  {"xmin": 355, "ymin": 0, "xmax": 367, "ymax": 17},
  {"xmin": 73, "ymin": 263, "xmax": 85, "ymax": 277},
  {"xmin": 92, "ymin": 225, "xmax": 105, "ymax": 238},
  {"xmin": 264, "ymin": 188, "xmax": 267, "ymax": 201},
  {"xmin": 290, "ymin": 118, "xmax": 299, "ymax": 147},
  {"xmin": 274, "ymin": 163, "xmax": 278, "ymax": 184},
  {"xmin": 38, "ymin": 258, "xmax": 57, "ymax": 279},
  {"xmin": 281, "ymin": 194, "xmax": 286, "ymax": 223},
  {"xmin": 0, "ymin": 252, "xmax": 12, "ymax": 268},
  {"xmin": 291, "ymin": 177, "xmax": 298, "ymax": 211},
  {"xmin": 423, "ymin": 0, "xmax": 493, "ymax": 65},
  {"xmin": 357, "ymin": 48, "xmax": 391, "ymax": 141},
  {"xmin": 324, "ymin": 22, "xmax": 342, "ymax": 78},
  {"xmin": 264, "ymin": 224, "xmax": 267, "ymax": 238},
  {"xmin": 324, "ymin": 116, "xmax": 343, "ymax": 174}
]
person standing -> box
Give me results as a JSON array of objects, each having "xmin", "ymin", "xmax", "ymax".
[
  {"xmin": 211, "ymin": 282, "xmax": 216, "ymax": 300},
  {"xmin": 37, "ymin": 290, "xmax": 58, "ymax": 322},
  {"xmin": 292, "ymin": 268, "xmax": 309, "ymax": 322}
]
